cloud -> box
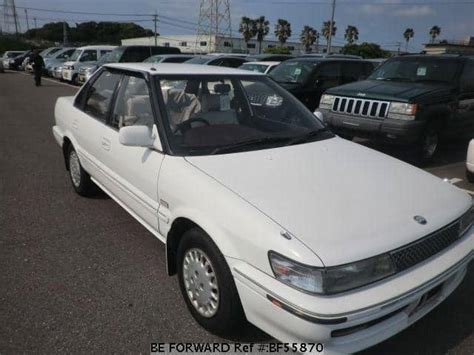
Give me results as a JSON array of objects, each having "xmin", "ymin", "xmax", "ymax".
[{"xmin": 393, "ymin": 5, "xmax": 435, "ymax": 17}]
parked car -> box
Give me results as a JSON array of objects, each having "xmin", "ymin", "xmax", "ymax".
[
  {"xmin": 298, "ymin": 53, "xmax": 363, "ymax": 59},
  {"xmin": 7, "ymin": 50, "xmax": 33, "ymax": 71},
  {"xmin": 53, "ymin": 62, "xmax": 474, "ymax": 354},
  {"xmin": 62, "ymin": 45, "xmax": 116, "ymax": 84},
  {"xmin": 269, "ymin": 57, "xmax": 375, "ymax": 111},
  {"xmin": 185, "ymin": 54, "xmax": 248, "ymax": 68},
  {"xmin": 467, "ymin": 139, "xmax": 474, "ymax": 182},
  {"xmin": 318, "ymin": 55, "xmax": 474, "ymax": 162},
  {"xmin": 45, "ymin": 48, "xmax": 76, "ymax": 76},
  {"xmin": 239, "ymin": 61, "xmax": 280, "ymax": 74},
  {"xmin": 245, "ymin": 54, "xmax": 293, "ymax": 62},
  {"xmin": 77, "ymin": 45, "xmax": 181, "ymax": 84},
  {"xmin": 143, "ymin": 54, "xmax": 194, "ymax": 64},
  {"xmin": 1, "ymin": 50, "xmax": 26, "ymax": 69}
]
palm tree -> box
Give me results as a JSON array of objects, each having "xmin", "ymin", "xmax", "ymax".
[
  {"xmin": 300, "ymin": 26, "xmax": 319, "ymax": 53},
  {"xmin": 403, "ymin": 28, "xmax": 414, "ymax": 52},
  {"xmin": 274, "ymin": 19, "xmax": 292, "ymax": 46},
  {"xmin": 322, "ymin": 20, "xmax": 337, "ymax": 46},
  {"xmin": 344, "ymin": 25, "xmax": 359, "ymax": 45},
  {"xmin": 239, "ymin": 16, "xmax": 256, "ymax": 49},
  {"xmin": 429, "ymin": 25, "xmax": 441, "ymax": 43},
  {"xmin": 254, "ymin": 16, "xmax": 270, "ymax": 54}
]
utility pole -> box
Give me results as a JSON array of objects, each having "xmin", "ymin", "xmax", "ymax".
[
  {"xmin": 24, "ymin": 8, "xmax": 29, "ymax": 31},
  {"xmin": 63, "ymin": 21, "xmax": 68, "ymax": 46},
  {"xmin": 153, "ymin": 12, "xmax": 158, "ymax": 46},
  {"xmin": 397, "ymin": 41, "xmax": 401, "ymax": 55},
  {"xmin": 196, "ymin": 0, "xmax": 232, "ymax": 53},
  {"xmin": 327, "ymin": 0, "xmax": 336, "ymax": 54}
]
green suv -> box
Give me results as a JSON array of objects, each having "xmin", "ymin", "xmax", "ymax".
[{"xmin": 317, "ymin": 55, "xmax": 474, "ymax": 161}]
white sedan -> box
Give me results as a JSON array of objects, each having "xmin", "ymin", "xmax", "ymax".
[{"xmin": 53, "ymin": 63, "xmax": 474, "ymax": 354}]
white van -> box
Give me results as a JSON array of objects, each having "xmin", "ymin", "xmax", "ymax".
[{"xmin": 61, "ymin": 45, "xmax": 116, "ymax": 84}]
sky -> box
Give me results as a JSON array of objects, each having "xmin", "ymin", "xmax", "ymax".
[{"xmin": 8, "ymin": 0, "xmax": 474, "ymax": 52}]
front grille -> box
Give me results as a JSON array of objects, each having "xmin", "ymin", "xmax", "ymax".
[
  {"xmin": 332, "ymin": 96, "xmax": 390, "ymax": 119},
  {"xmin": 390, "ymin": 219, "xmax": 461, "ymax": 272}
]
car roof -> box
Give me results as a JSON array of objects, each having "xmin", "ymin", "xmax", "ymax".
[
  {"xmin": 285, "ymin": 57, "xmax": 369, "ymax": 63},
  {"xmin": 149, "ymin": 54, "xmax": 194, "ymax": 58},
  {"xmin": 77, "ymin": 45, "xmax": 117, "ymax": 50},
  {"xmin": 243, "ymin": 61, "xmax": 280, "ymax": 65},
  {"xmin": 104, "ymin": 62, "xmax": 264, "ymax": 75}
]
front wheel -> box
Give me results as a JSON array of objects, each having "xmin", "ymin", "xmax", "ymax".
[
  {"xmin": 68, "ymin": 146, "xmax": 96, "ymax": 196},
  {"xmin": 177, "ymin": 228, "xmax": 246, "ymax": 336}
]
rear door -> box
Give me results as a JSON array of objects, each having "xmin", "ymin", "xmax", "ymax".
[
  {"xmin": 99, "ymin": 72, "xmax": 164, "ymax": 232},
  {"xmin": 72, "ymin": 69, "xmax": 121, "ymax": 182},
  {"xmin": 307, "ymin": 61, "xmax": 341, "ymax": 110}
]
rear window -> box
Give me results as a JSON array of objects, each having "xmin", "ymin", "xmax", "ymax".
[{"xmin": 269, "ymin": 60, "xmax": 318, "ymax": 84}]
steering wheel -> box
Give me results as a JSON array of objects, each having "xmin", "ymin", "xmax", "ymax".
[{"xmin": 173, "ymin": 117, "xmax": 211, "ymax": 134}]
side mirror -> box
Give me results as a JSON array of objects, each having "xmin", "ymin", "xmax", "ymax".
[{"xmin": 119, "ymin": 126, "xmax": 154, "ymax": 147}]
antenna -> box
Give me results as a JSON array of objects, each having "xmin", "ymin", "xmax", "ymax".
[
  {"xmin": 3, "ymin": 0, "xmax": 21, "ymax": 35},
  {"xmin": 195, "ymin": 0, "xmax": 232, "ymax": 54}
]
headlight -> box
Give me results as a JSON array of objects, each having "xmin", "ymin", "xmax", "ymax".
[
  {"xmin": 387, "ymin": 102, "xmax": 417, "ymax": 120},
  {"xmin": 459, "ymin": 204, "xmax": 474, "ymax": 236},
  {"xmin": 269, "ymin": 251, "xmax": 396, "ymax": 295},
  {"xmin": 319, "ymin": 94, "xmax": 336, "ymax": 110}
]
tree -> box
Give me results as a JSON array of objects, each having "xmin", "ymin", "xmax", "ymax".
[
  {"xmin": 341, "ymin": 42, "xmax": 391, "ymax": 59},
  {"xmin": 239, "ymin": 16, "xmax": 255, "ymax": 48},
  {"xmin": 254, "ymin": 16, "xmax": 270, "ymax": 54},
  {"xmin": 274, "ymin": 19, "xmax": 291, "ymax": 46},
  {"xmin": 300, "ymin": 26, "xmax": 318, "ymax": 53},
  {"xmin": 263, "ymin": 46, "xmax": 291, "ymax": 55},
  {"xmin": 322, "ymin": 20, "xmax": 337, "ymax": 44},
  {"xmin": 429, "ymin": 25, "xmax": 441, "ymax": 43},
  {"xmin": 403, "ymin": 28, "xmax": 414, "ymax": 52},
  {"xmin": 344, "ymin": 25, "xmax": 359, "ymax": 45}
]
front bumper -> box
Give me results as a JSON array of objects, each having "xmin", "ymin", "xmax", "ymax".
[
  {"xmin": 231, "ymin": 227, "xmax": 474, "ymax": 354},
  {"xmin": 320, "ymin": 109, "xmax": 424, "ymax": 144},
  {"xmin": 62, "ymin": 68, "xmax": 75, "ymax": 81}
]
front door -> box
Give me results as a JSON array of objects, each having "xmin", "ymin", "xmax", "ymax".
[
  {"xmin": 99, "ymin": 73, "xmax": 164, "ymax": 233},
  {"xmin": 454, "ymin": 60, "xmax": 474, "ymax": 138}
]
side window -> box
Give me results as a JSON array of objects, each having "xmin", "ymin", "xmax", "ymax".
[
  {"xmin": 83, "ymin": 71, "xmax": 121, "ymax": 121},
  {"xmin": 122, "ymin": 48, "xmax": 151, "ymax": 62},
  {"xmin": 80, "ymin": 50, "xmax": 97, "ymax": 62},
  {"xmin": 228, "ymin": 58, "xmax": 246, "ymax": 68},
  {"xmin": 57, "ymin": 49, "xmax": 75, "ymax": 59},
  {"xmin": 341, "ymin": 62, "xmax": 366, "ymax": 84},
  {"xmin": 111, "ymin": 75, "xmax": 154, "ymax": 129},
  {"xmin": 314, "ymin": 63, "xmax": 341, "ymax": 88},
  {"xmin": 460, "ymin": 61, "xmax": 474, "ymax": 93}
]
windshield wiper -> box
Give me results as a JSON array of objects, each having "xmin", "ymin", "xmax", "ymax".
[
  {"xmin": 285, "ymin": 127, "xmax": 332, "ymax": 146},
  {"xmin": 210, "ymin": 136, "xmax": 292, "ymax": 155}
]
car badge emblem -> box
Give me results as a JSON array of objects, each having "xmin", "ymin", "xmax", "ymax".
[
  {"xmin": 356, "ymin": 92, "xmax": 366, "ymax": 97},
  {"xmin": 414, "ymin": 215, "xmax": 427, "ymax": 225}
]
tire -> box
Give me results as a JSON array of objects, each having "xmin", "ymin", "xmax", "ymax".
[
  {"xmin": 418, "ymin": 123, "xmax": 440, "ymax": 164},
  {"xmin": 467, "ymin": 169, "xmax": 474, "ymax": 183},
  {"xmin": 177, "ymin": 228, "xmax": 246, "ymax": 336},
  {"xmin": 67, "ymin": 145, "xmax": 96, "ymax": 196},
  {"xmin": 71, "ymin": 74, "xmax": 79, "ymax": 86}
]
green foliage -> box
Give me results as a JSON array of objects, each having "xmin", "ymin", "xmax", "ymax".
[
  {"xmin": 274, "ymin": 19, "xmax": 292, "ymax": 46},
  {"xmin": 239, "ymin": 17, "xmax": 256, "ymax": 43},
  {"xmin": 263, "ymin": 46, "xmax": 291, "ymax": 55},
  {"xmin": 300, "ymin": 26, "xmax": 319, "ymax": 53},
  {"xmin": 322, "ymin": 20, "xmax": 337, "ymax": 41},
  {"xmin": 0, "ymin": 34, "xmax": 32, "ymax": 56},
  {"xmin": 24, "ymin": 21, "xmax": 154, "ymax": 45},
  {"xmin": 341, "ymin": 42, "xmax": 391, "ymax": 59}
]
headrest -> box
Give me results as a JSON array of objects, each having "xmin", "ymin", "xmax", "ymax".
[
  {"xmin": 201, "ymin": 94, "xmax": 221, "ymax": 112},
  {"xmin": 214, "ymin": 83, "xmax": 231, "ymax": 94}
]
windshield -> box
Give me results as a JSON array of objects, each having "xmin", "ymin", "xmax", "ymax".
[
  {"xmin": 144, "ymin": 55, "xmax": 162, "ymax": 63},
  {"xmin": 240, "ymin": 63, "xmax": 268, "ymax": 73},
  {"xmin": 68, "ymin": 49, "xmax": 82, "ymax": 62},
  {"xmin": 185, "ymin": 56, "xmax": 211, "ymax": 65},
  {"xmin": 156, "ymin": 75, "xmax": 331, "ymax": 156},
  {"xmin": 369, "ymin": 57, "xmax": 461, "ymax": 83},
  {"xmin": 269, "ymin": 60, "xmax": 318, "ymax": 84},
  {"xmin": 96, "ymin": 50, "xmax": 120, "ymax": 66}
]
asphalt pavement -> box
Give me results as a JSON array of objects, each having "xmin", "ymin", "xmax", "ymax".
[{"xmin": 0, "ymin": 71, "xmax": 473, "ymax": 354}]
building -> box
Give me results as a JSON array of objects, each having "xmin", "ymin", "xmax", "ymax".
[
  {"xmin": 424, "ymin": 36, "xmax": 474, "ymax": 55},
  {"xmin": 121, "ymin": 34, "xmax": 343, "ymax": 55}
]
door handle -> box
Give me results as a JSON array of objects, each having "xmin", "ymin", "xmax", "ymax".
[{"xmin": 101, "ymin": 137, "xmax": 111, "ymax": 151}]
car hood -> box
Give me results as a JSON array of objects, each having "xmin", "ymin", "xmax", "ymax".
[
  {"xmin": 185, "ymin": 138, "xmax": 470, "ymax": 266},
  {"xmin": 326, "ymin": 80, "xmax": 451, "ymax": 102}
]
